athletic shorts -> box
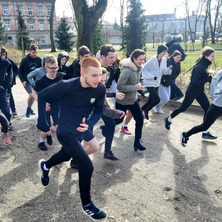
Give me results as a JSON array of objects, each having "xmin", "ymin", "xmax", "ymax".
[{"xmin": 24, "ymin": 83, "xmax": 33, "ymax": 94}]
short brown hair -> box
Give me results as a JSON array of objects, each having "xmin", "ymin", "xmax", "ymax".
[
  {"xmin": 29, "ymin": 44, "xmax": 38, "ymax": 51},
  {"xmin": 45, "ymin": 54, "xmax": 57, "ymax": 65},
  {"xmin": 130, "ymin": 49, "xmax": 145, "ymax": 62},
  {"xmin": 100, "ymin": 44, "xmax": 115, "ymax": 57},
  {"xmin": 81, "ymin": 57, "xmax": 101, "ymax": 73},
  {"xmin": 78, "ymin": 45, "xmax": 91, "ymax": 57}
]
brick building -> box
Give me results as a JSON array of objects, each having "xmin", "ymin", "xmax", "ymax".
[{"xmin": 0, "ymin": 0, "xmax": 56, "ymax": 48}]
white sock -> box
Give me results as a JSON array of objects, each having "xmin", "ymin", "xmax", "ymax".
[
  {"xmin": 39, "ymin": 137, "xmax": 45, "ymax": 143},
  {"xmin": 123, "ymin": 124, "xmax": 128, "ymax": 128},
  {"xmin": 168, "ymin": 116, "xmax": 173, "ymax": 122},
  {"xmin": 202, "ymin": 130, "xmax": 208, "ymax": 134},
  {"xmin": 43, "ymin": 164, "xmax": 49, "ymax": 171}
]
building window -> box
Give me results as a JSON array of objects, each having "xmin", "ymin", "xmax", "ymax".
[
  {"xmin": 39, "ymin": 22, "xmax": 44, "ymax": 30},
  {"xmin": 41, "ymin": 35, "xmax": 45, "ymax": 45},
  {"xmin": 30, "ymin": 36, "xmax": 35, "ymax": 43},
  {"xmin": 29, "ymin": 23, "xmax": 34, "ymax": 30},
  {"xmin": 38, "ymin": 8, "xmax": 43, "ymax": 16},
  {"xmin": 3, "ymin": 7, "xmax": 9, "ymax": 15},
  {"xmin": 48, "ymin": 9, "xmax": 51, "ymax": 16},
  {"xmin": 4, "ymin": 21, "xmax": 10, "ymax": 30},
  {"xmin": 28, "ymin": 8, "xmax": 33, "ymax": 16}
]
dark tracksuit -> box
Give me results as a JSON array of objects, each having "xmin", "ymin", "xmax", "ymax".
[
  {"xmin": 37, "ymin": 78, "xmax": 105, "ymax": 206},
  {"xmin": 170, "ymin": 58, "xmax": 212, "ymax": 119},
  {"xmin": 0, "ymin": 58, "xmax": 13, "ymax": 122}
]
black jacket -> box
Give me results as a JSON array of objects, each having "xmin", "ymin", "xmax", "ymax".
[
  {"xmin": 166, "ymin": 40, "xmax": 186, "ymax": 61},
  {"xmin": 66, "ymin": 59, "xmax": 80, "ymax": 79},
  {"xmin": 18, "ymin": 54, "xmax": 42, "ymax": 83},
  {"xmin": 188, "ymin": 58, "xmax": 212, "ymax": 93},
  {"xmin": 105, "ymin": 66, "xmax": 120, "ymax": 89},
  {"xmin": 0, "ymin": 58, "xmax": 13, "ymax": 89}
]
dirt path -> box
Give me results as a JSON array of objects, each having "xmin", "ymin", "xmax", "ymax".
[{"xmin": 0, "ymin": 80, "xmax": 222, "ymax": 222}]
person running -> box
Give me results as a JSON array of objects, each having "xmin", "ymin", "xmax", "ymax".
[
  {"xmin": 57, "ymin": 51, "xmax": 69, "ymax": 77},
  {"xmin": 115, "ymin": 49, "xmax": 146, "ymax": 152},
  {"xmin": 100, "ymin": 68, "xmax": 125, "ymax": 160},
  {"xmin": 0, "ymin": 47, "xmax": 19, "ymax": 116},
  {"xmin": 33, "ymin": 55, "xmax": 63, "ymax": 151},
  {"xmin": 153, "ymin": 50, "xmax": 182, "ymax": 113},
  {"xmin": 164, "ymin": 47, "xmax": 217, "ymax": 140},
  {"xmin": 18, "ymin": 44, "xmax": 42, "ymax": 118},
  {"xmin": 0, "ymin": 47, "xmax": 13, "ymax": 128},
  {"xmin": 141, "ymin": 45, "xmax": 172, "ymax": 119},
  {"xmin": 37, "ymin": 57, "xmax": 106, "ymax": 220},
  {"xmin": 181, "ymin": 69, "xmax": 222, "ymax": 147},
  {"xmin": 0, "ymin": 110, "xmax": 11, "ymax": 145},
  {"xmin": 165, "ymin": 34, "xmax": 186, "ymax": 100},
  {"xmin": 66, "ymin": 45, "xmax": 91, "ymax": 79}
]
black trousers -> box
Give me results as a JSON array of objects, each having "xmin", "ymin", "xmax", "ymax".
[
  {"xmin": 45, "ymin": 128, "xmax": 93, "ymax": 206},
  {"xmin": 171, "ymin": 90, "xmax": 210, "ymax": 118},
  {"xmin": 0, "ymin": 86, "xmax": 11, "ymax": 122},
  {"xmin": 115, "ymin": 101, "xmax": 143, "ymax": 142},
  {"xmin": 141, "ymin": 87, "xmax": 160, "ymax": 112},
  {"xmin": 186, "ymin": 104, "xmax": 222, "ymax": 137},
  {"xmin": 101, "ymin": 114, "xmax": 116, "ymax": 153}
]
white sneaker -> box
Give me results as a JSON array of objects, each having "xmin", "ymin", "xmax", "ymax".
[
  {"xmin": 153, "ymin": 106, "xmax": 158, "ymax": 113},
  {"xmin": 157, "ymin": 108, "xmax": 164, "ymax": 114}
]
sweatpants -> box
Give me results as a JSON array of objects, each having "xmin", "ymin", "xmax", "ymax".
[
  {"xmin": 171, "ymin": 90, "xmax": 210, "ymax": 119},
  {"xmin": 170, "ymin": 79, "xmax": 184, "ymax": 100},
  {"xmin": 115, "ymin": 101, "xmax": 143, "ymax": 142},
  {"xmin": 141, "ymin": 87, "xmax": 160, "ymax": 112},
  {"xmin": 186, "ymin": 104, "xmax": 222, "ymax": 137},
  {"xmin": 45, "ymin": 129, "xmax": 93, "ymax": 206},
  {"xmin": 101, "ymin": 114, "xmax": 116, "ymax": 153},
  {"xmin": 156, "ymin": 84, "xmax": 171, "ymax": 110}
]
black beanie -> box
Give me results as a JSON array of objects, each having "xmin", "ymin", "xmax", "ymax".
[{"xmin": 157, "ymin": 45, "xmax": 167, "ymax": 55}]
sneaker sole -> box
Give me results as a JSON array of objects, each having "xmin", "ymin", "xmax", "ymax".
[
  {"xmin": 82, "ymin": 208, "xmax": 105, "ymax": 221},
  {"xmin": 121, "ymin": 130, "xmax": 131, "ymax": 135},
  {"xmin": 103, "ymin": 156, "xmax": 120, "ymax": 161},
  {"xmin": 38, "ymin": 159, "xmax": 49, "ymax": 186},
  {"xmin": 180, "ymin": 133, "xmax": 187, "ymax": 147}
]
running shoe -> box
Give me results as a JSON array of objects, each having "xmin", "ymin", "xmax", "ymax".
[
  {"xmin": 82, "ymin": 201, "xmax": 106, "ymax": 220},
  {"xmin": 30, "ymin": 109, "xmax": 36, "ymax": 115},
  {"xmin": 104, "ymin": 151, "xmax": 119, "ymax": 161},
  {"xmin": 12, "ymin": 110, "xmax": 17, "ymax": 116},
  {"xmin": 47, "ymin": 135, "xmax": 53, "ymax": 145},
  {"xmin": 157, "ymin": 108, "xmax": 164, "ymax": 114},
  {"xmin": 152, "ymin": 106, "xmax": 158, "ymax": 113},
  {"xmin": 134, "ymin": 140, "xmax": 146, "ymax": 152},
  {"xmin": 121, "ymin": 126, "xmax": 131, "ymax": 135},
  {"xmin": 38, "ymin": 159, "xmax": 50, "ymax": 186},
  {"xmin": 202, "ymin": 132, "xmax": 217, "ymax": 140},
  {"xmin": 25, "ymin": 107, "xmax": 31, "ymax": 118},
  {"xmin": 2, "ymin": 133, "xmax": 12, "ymax": 145},
  {"xmin": 164, "ymin": 117, "xmax": 171, "ymax": 130},
  {"xmin": 181, "ymin": 132, "xmax": 189, "ymax": 147},
  {"xmin": 38, "ymin": 142, "xmax": 48, "ymax": 151}
]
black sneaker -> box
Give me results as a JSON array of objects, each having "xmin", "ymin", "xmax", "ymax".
[
  {"xmin": 38, "ymin": 159, "xmax": 49, "ymax": 186},
  {"xmin": 82, "ymin": 201, "xmax": 106, "ymax": 220},
  {"xmin": 104, "ymin": 151, "xmax": 120, "ymax": 161},
  {"xmin": 202, "ymin": 132, "xmax": 217, "ymax": 140},
  {"xmin": 47, "ymin": 135, "xmax": 53, "ymax": 145},
  {"xmin": 181, "ymin": 132, "xmax": 189, "ymax": 147},
  {"xmin": 164, "ymin": 117, "xmax": 171, "ymax": 130},
  {"xmin": 143, "ymin": 110, "xmax": 149, "ymax": 120},
  {"xmin": 134, "ymin": 141, "xmax": 146, "ymax": 152},
  {"xmin": 25, "ymin": 107, "xmax": 31, "ymax": 118},
  {"xmin": 38, "ymin": 142, "xmax": 48, "ymax": 151},
  {"xmin": 12, "ymin": 110, "xmax": 17, "ymax": 116},
  {"xmin": 8, "ymin": 123, "xmax": 14, "ymax": 131},
  {"xmin": 30, "ymin": 109, "xmax": 36, "ymax": 115}
]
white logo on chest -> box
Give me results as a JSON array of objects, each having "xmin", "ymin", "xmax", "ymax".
[{"xmin": 90, "ymin": 98, "xmax": 96, "ymax": 104}]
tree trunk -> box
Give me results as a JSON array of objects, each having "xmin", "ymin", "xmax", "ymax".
[
  {"xmin": 50, "ymin": 0, "xmax": 56, "ymax": 52},
  {"xmin": 202, "ymin": 1, "xmax": 210, "ymax": 48},
  {"xmin": 71, "ymin": 0, "xmax": 107, "ymax": 54}
]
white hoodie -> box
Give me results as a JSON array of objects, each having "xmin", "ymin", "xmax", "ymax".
[
  {"xmin": 142, "ymin": 55, "xmax": 172, "ymax": 87},
  {"xmin": 210, "ymin": 70, "xmax": 222, "ymax": 107}
]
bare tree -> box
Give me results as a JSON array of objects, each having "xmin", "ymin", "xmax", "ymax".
[
  {"xmin": 49, "ymin": 0, "xmax": 56, "ymax": 52},
  {"xmin": 202, "ymin": 0, "xmax": 211, "ymax": 47},
  {"xmin": 208, "ymin": 0, "xmax": 222, "ymax": 44},
  {"xmin": 184, "ymin": 0, "xmax": 204, "ymax": 51},
  {"xmin": 71, "ymin": 0, "xmax": 107, "ymax": 53}
]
